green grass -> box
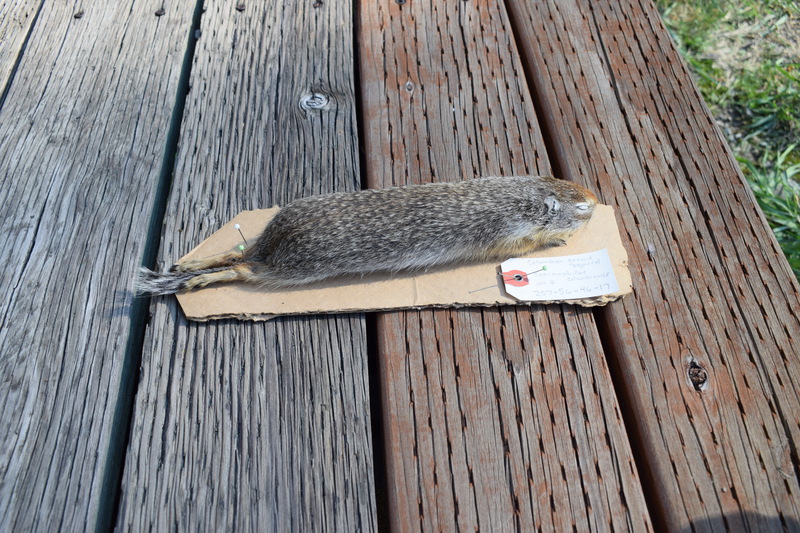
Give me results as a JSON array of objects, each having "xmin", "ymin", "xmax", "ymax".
[
  {"xmin": 740, "ymin": 146, "xmax": 800, "ymax": 276},
  {"xmin": 657, "ymin": 0, "xmax": 800, "ymax": 280}
]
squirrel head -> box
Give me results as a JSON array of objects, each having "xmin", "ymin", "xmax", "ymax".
[{"xmin": 540, "ymin": 176, "xmax": 598, "ymax": 231}]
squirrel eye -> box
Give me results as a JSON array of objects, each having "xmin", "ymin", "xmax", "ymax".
[{"xmin": 575, "ymin": 202, "xmax": 591, "ymax": 211}]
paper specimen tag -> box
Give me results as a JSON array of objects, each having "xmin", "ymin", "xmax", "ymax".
[{"xmin": 500, "ymin": 249, "xmax": 619, "ymax": 301}]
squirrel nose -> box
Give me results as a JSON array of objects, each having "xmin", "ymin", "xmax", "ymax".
[{"xmin": 573, "ymin": 184, "xmax": 598, "ymax": 206}]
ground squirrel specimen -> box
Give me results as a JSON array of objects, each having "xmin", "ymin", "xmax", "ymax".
[{"xmin": 137, "ymin": 176, "xmax": 597, "ymax": 295}]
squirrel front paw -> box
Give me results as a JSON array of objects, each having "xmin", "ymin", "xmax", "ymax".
[{"xmin": 545, "ymin": 238, "xmax": 568, "ymax": 248}]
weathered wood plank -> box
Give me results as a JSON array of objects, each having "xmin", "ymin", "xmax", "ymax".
[
  {"xmin": 117, "ymin": 1, "xmax": 376, "ymax": 530},
  {"xmin": 509, "ymin": 0, "xmax": 800, "ymax": 529},
  {"xmin": 358, "ymin": 0, "xmax": 651, "ymax": 530},
  {"xmin": 0, "ymin": 2, "xmax": 194, "ymax": 531},
  {"xmin": 0, "ymin": 0, "xmax": 40, "ymax": 90}
]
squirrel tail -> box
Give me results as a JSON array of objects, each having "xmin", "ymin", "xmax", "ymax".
[
  {"xmin": 134, "ymin": 267, "xmax": 194, "ymax": 296},
  {"xmin": 135, "ymin": 257, "xmax": 258, "ymax": 295},
  {"xmin": 135, "ymin": 266, "xmax": 230, "ymax": 296}
]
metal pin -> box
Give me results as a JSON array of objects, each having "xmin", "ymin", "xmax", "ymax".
[{"xmin": 234, "ymin": 223, "xmax": 248, "ymax": 245}]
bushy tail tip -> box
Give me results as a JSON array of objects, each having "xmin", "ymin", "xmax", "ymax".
[{"xmin": 134, "ymin": 267, "xmax": 194, "ymax": 296}]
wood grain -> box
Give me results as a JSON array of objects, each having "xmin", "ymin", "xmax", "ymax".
[
  {"xmin": 116, "ymin": 1, "xmax": 377, "ymax": 530},
  {"xmin": 0, "ymin": 0, "xmax": 40, "ymax": 90},
  {"xmin": 508, "ymin": 0, "xmax": 800, "ymax": 529},
  {"xmin": 358, "ymin": 0, "xmax": 651, "ymax": 530},
  {"xmin": 0, "ymin": 3, "xmax": 193, "ymax": 530}
]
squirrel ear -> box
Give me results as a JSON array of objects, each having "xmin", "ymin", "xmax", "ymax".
[{"xmin": 545, "ymin": 196, "xmax": 561, "ymax": 213}]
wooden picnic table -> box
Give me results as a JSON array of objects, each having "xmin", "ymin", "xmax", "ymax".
[{"xmin": 1, "ymin": 0, "xmax": 799, "ymax": 531}]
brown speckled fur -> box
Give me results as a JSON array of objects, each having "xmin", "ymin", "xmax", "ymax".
[{"xmin": 136, "ymin": 176, "xmax": 597, "ymax": 295}]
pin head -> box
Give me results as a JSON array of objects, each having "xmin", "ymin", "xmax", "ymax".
[
  {"xmin": 238, "ymin": 244, "xmax": 245, "ymax": 251},
  {"xmin": 234, "ymin": 223, "xmax": 248, "ymax": 245}
]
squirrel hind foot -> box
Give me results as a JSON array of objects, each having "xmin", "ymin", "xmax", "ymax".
[
  {"xmin": 136, "ymin": 262, "xmax": 256, "ymax": 295},
  {"xmin": 182, "ymin": 263, "xmax": 257, "ymax": 291},
  {"xmin": 172, "ymin": 249, "xmax": 245, "ymax": 273}
]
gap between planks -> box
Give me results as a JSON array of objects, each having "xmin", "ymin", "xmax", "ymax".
[
  {"xmin": 96, "ymin": 1, "xmax": 206, "ymax": 530},
  {"xmin": 0, "ymin": 0, "xmax": 44, "ymax": 109}
]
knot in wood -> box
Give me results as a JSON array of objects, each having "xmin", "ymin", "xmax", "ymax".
[
  {"xmin": 299, "ymin": 92, "xmax": 330, "ymax": 111},
  {"xmin": 687, "ymin": 359, "xmax": 708, "ymax": 391}
]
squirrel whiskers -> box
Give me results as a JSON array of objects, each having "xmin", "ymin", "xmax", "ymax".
[{"xmin": 136, "ymin": 176, "xmax": 597, "ymax": 295}]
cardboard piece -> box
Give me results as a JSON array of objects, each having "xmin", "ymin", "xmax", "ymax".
[{"xmin": 175, "ymin": 204, "xmax": 631, "ymax": 321}]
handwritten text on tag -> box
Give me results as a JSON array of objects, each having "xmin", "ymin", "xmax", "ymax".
[{"xmin": 501, "ymin": 249, "xmax": 619, "ymax": 301}]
